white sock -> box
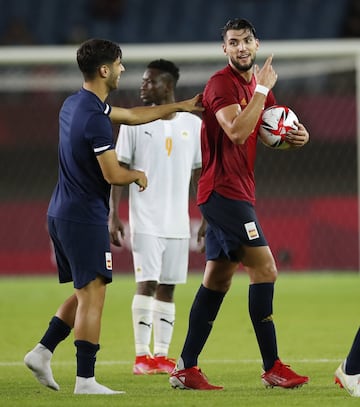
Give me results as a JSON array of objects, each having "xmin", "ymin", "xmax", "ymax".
[
  {"xmin": 74, "ymin": 376, "xmax": 125, "ymax": 395},
  {"xmin": 176, "ymin": 357, "xmax": 185, "ymax": 370},
  {"xmin": 132, "ymin": 294, "xmax": 154, "ymax": 355},
  {"xmin": 153, "ymin": 299, "xmax": 175, "ymax": 356},
  {"xmin": 24, "ymin": 343, "xmax": 60, "ymax": 391}
]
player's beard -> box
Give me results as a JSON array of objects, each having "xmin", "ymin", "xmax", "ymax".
[
  {"xmin": 230, "ymin": 54, "xmax": 256, "ymax": 72},
  {"xmin": 108, "ymin": 71, "xmax": 120, "ymax": 91}
]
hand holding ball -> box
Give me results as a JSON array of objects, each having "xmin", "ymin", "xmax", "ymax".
[{"xmin": 258, "ymin": 105, "xmax": 299, "ymax": 149}]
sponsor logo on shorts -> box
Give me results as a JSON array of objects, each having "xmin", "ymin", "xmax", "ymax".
[
  {"xmin": 244, "ymin": 221, "xmax": 259, "ymax": 240},
  {"xmin": 105, "ymin": 252, "xmax": 112, "ymax": 270}
]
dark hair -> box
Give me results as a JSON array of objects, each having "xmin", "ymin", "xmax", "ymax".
[
  {"xmin": 76, "ymin": 38, "xmax": 122, "ymax": 80},
  {"xmin": 221, "ymin": 18, "xmax": 257, "ymax": 40},
  {"xmin": 147, "ymin": 59, "xmax": 180, "ymax": 85}
]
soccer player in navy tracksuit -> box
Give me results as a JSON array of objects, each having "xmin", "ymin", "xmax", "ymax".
[{"xmin": 24, "ymin": 38, "xmax": 203, "ymax": 394}]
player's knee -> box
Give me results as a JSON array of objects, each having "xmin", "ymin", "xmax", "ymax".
[
  {"xmin": 156, "ymin": 284, "xmax": 175, "ymax": 302},
  {"xmin": 204, "ymin": 275, "xmax": 232, "ymax": 293},
  {"xmin": 136, "ymin": 280, "xmax": 157, "ymax": 296},
  {"xmin": 250, "ymin": 262, "xmax": 277, "ymax": 283},
  {"xmin": 260, "ymin": 261, "xmax": 277, "ymax": 282}
]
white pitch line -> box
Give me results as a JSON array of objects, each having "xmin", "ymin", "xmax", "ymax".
[{"xmin": 0, "ymin": 358, "xmax": 342, "ymax": 367}]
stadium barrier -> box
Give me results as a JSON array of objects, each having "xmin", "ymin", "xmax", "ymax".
[{"xmin": 0, "ymin": 198, "xmax": 357, "ymax": 275}]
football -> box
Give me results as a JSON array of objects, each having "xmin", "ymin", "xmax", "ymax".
[{"xmin": 258, "ymin": 105, "xmax": 299, "ymax": 149}]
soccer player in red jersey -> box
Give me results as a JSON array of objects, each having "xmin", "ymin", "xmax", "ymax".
[{"xmin": 170, "ymin": 18, "xmax": 310, "ymax": 391}]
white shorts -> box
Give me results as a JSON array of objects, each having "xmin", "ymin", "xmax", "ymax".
[{"xmin": 130, "ymin": 233, "xmax": 189, "ymax": 284}]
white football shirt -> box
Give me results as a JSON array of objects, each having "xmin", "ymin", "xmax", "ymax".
[{"xmin": 115, "ymin": 112, "xmax": 202, "ymax": 238}]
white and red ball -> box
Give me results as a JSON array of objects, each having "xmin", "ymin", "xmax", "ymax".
[{"xmin": 258, "ymin": 105, "xmax": 298, "ymax": 149}]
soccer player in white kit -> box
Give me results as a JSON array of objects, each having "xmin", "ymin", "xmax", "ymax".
[{"xmin": 109, "ymin": 59, "xmax": 202, "ymax": 375}]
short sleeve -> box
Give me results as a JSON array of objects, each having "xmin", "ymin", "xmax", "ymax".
[
  {"xmin": 86, "ymin": 112, "xmax": 114, "ymax": 155},
  {"xmin": 205, "ymin": 73, "xmax": 241, "ymax": 114}
]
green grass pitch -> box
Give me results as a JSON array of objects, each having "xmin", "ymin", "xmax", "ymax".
[{"xmin": 0, "ymin": 271, "xmax": 359, "ymax": 406}]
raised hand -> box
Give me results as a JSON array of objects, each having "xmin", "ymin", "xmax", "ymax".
[{"xmin": 254, "ymin": 55, "xmax": 278, "ymax": 90}]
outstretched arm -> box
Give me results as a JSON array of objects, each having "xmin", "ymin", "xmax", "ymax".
[{"xmin": 109, "ymin": 94, "xmax": 203, "ymax": 125}]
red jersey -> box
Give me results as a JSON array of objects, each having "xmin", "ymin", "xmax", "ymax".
[{"xmin": 197, "ymin": 65, "xmax": 276, "ymax": 205}]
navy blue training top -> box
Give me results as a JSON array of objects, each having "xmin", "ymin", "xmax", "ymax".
[{"xmin": 48, "ymin": 88, "xmax": 114, "ymax": 225}]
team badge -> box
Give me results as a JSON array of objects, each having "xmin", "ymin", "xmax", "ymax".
[
  {"xmin": 105, "ymin": 252, "xmax": 112, "ymax": 270},
  {"xmin": 244, "ymin": 221, "xmax": 259, "ymax": 240}
]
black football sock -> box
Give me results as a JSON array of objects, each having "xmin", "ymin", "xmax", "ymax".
[
  {"xmin": 180, "ymin": 284, "xmax": 225, "ymax": 368},
  {"xmin": 75, "ymin": 340, "xmax": 100, "ymax": 378},
  {"xmin": 39, "ymin": 316, "xmax": 71, "ymax": 353},
  {"xmin": 248, "ymin": 283, "xmax": 278, "ymax": 371},
  {"xmin": 345, "ymin": 328, "xmax": 360, "ymax": 374}
]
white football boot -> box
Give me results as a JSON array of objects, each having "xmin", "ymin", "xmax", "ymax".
[
  {"xmin": 74, "ymin": 376, "xmax": 125, "ymax": 395},
  {"xmin": 335, "ymin": 360, "xmax": 360, "ymax": 397},
  {"xmin": 24, "ymin": 343, "xmax": 60, "ymax": 391}
]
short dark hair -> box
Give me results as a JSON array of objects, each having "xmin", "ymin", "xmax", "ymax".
[
  {"xmin": 221, "ymin": 18, "xmax": 257, "ymax": 40},
  {"xmin": 76, "ymin": 38, "xmax": 122, "ymax": 80},
  {"xmin": 147, "ymin": 59, "xmax": 180, "ymax": 86}
]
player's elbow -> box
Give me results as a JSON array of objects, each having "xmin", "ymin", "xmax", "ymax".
[
  {"xmin": 105, "ymin": 175, "xmax": 129, "ymax": 186},
  {"xmin": 104, "ymin": 170, "xmax": 135, "ymax": 186},
  {"xmin": 233, "ymin": 137, "xmax": 246, "ymax": 145},
  {"xmin": 102, "ymin": 174, "xmax": 113, "ymax": 184},
  {"xmin": 229, "ymin": 131, "xmax": 248, "ymax": 145},
  {"xmin": 102, "ymin": 170, "xmax": 118, "ymax": 185}
]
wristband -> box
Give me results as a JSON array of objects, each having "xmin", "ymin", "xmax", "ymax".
[{"xmin": 255, "ymin": 84, "xmax": 269, "ymax": 96}]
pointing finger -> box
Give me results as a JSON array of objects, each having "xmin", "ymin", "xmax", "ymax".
[{"xmin": 263, "ymin": 54, "xmax": 274, "ymax": 67}]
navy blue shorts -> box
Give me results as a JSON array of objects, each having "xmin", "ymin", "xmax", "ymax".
[
  {"xmin": 199, "ymin": 191, "xmax": 268, "ymax": 263},
  {"xmin": 48, "ymin": 216, "xmax": 112, "ymax": 289}
]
